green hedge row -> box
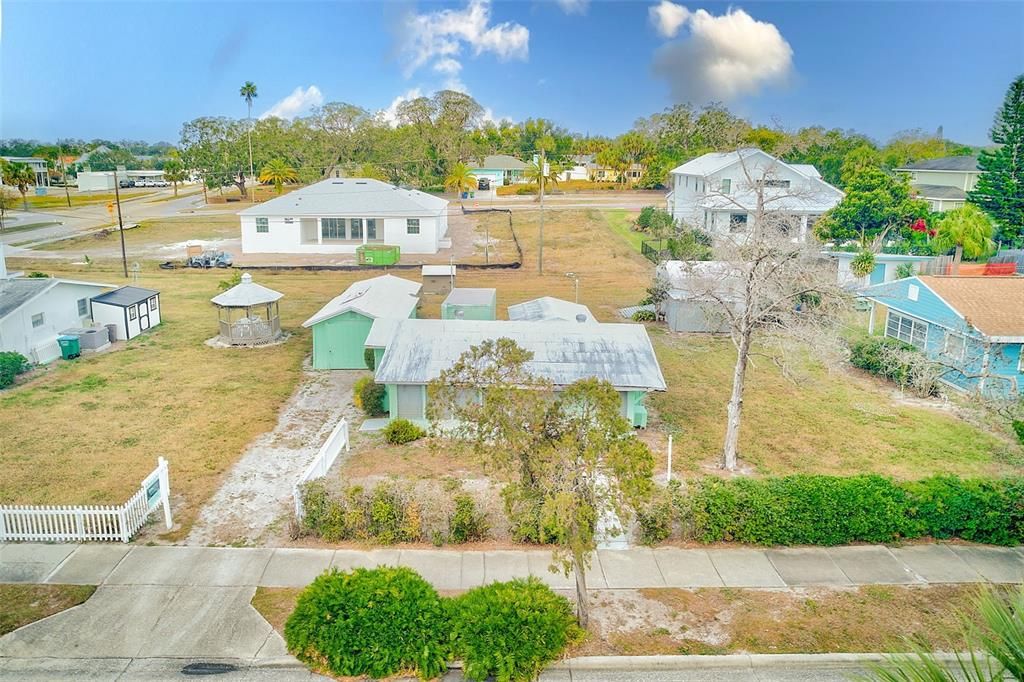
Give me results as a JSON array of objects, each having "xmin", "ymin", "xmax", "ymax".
[
  {"xmin": 638, "ymin": 475, "xmax": 1024, "ymax": 547},
  {"xmin": 285, "ymin": 567, "xmax": 580, "ymax": 681}
]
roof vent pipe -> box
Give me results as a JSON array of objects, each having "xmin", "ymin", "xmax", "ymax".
[
  {"xmin": 576, "ymin": 314, "xmax": 587, "ymax": 323},
  {"xmin": 455, "ymin": 309, "xmax": 465, "ymax": 319}
]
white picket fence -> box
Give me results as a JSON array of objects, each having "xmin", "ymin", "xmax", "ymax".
[
  {"xmin": 0, "ymin": 458, "xmax": 172, "ymax": 543},
  {"xmin": 293, "ymin": 419, "xmax": 350, "ymax": 519}
]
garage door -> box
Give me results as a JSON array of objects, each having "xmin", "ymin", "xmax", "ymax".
[{"xmin": 396, "ymin": 385, "xmax": 424, "ymax": 420}]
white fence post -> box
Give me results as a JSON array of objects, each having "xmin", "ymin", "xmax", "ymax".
[
  {"xmin": 158, "ymin": 456, "xmax": 172, "ymax": 530},
  {"xmin": 293, "ymin": 418, "xmax": 349, "ymax": 522}
]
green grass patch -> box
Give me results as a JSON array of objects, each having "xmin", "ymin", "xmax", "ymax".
[
  {"xmin": 0, "ymin": 584, "xmax": 96, "ymax": 635},
  {"xmin": 600, "ymin": 209, "xmax": 644, "ymax": 253}
]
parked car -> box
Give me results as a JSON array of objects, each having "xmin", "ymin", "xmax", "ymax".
[
  {"xmin": 119, "ymin": 179, "xmax": 131, "ymax": 188},
  {"xmin": 477, "ymin": 177, "xmax": 491, "ymax": 190}
]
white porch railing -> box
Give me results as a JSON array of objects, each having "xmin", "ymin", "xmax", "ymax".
[
  {"xmin": 0, "ymin": 457, "xmax": 173, "ymax": 543},
  {"xmin": 293, "ymin": 419, "xmax": 350, "ymax": 520}
]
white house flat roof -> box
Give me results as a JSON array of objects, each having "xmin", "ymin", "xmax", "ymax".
[
  {"xmin": 444, "ymin": 288, "xmax": 495, "ymax": 306},
  {"xmin": 374, "ymin": 319, "xmax": 667, "ymax": 391},
  {"xmin": 670, "ymin": 149, "xmax": 826, "ymax": 185},
  {"xmin": 365, "ymin": 317, "xmax": 401, "ymax": 348},
  {"xmin": 422, "ymin": 265, "xmax": 456, "ymax": 277},
  {"xmin": 302, "ymin": 274, "xmax": 420, "ymax": 327},
  {"xmin": 507, "ymin": 296, "xmax": 595, "ymax": 323},
  {"xmin": 210, "ymin": 273, "xmax": 283, "ymax": 307},
  {"xmin": 238, "ymin": 178, "xmax": 448, "ymax": 218}
]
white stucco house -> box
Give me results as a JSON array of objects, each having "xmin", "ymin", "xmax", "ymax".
[
  {"xmin": 666, "ymin": 149, "xmax": 843, "ymax": 241},
  {"xmin": 1, "ymin": 277, "xmax": 113, "ymax": 363},
  {"xmin": 238, "ymin": 178, "xmax": 451, "ymax": 256}
]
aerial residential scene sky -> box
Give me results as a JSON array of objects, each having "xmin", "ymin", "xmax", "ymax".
[{"xmin": 2, "ymin": 0, "xmax": 1022, "ymax": 143}]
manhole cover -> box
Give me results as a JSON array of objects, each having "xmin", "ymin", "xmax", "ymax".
[{"xmin": 181, "ymin": 662, "xmax": 239, "ymax": 676}]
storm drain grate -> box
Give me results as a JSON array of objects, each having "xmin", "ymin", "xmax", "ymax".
[{"xmin": 181, "ymin": 662, "xmax": 239, "ymax": 676}]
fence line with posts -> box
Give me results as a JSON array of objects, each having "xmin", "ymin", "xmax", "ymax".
[
  {"xmin": 293, "ymin": 419, "xmax": 350, "ymax": 520},
  {"xmin": 0, "ymin": 457, "xmax": 173, "ymax": 543}
]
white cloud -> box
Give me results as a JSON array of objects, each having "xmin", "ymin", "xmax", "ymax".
[
  {"xmin": 260, "ymin": 85, "xmax": 324, "ymax": 119},
  {"xmin": 649, "ymin": 0, "xmax": 690, "ymax": 38},
  {"xmin": 556, "ymin": 0, "xmax": 589, "ymax": 15},
  {"xmin": 401, "ymin": 0, "xmax": 529, "ymax": 78},
  {"xmin": 651, "ymin": 7, "xmax": 793, "ymax": 103},
  {"xmin": 380, "ymin": 88, "xmax": 423, "ymax": 126},
  {"xmin": 432, "ymin": 57, "xmax": 463, "ymax": 76}
]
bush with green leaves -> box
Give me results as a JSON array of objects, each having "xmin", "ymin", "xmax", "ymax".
[
  {"xmin": 363, "ymin": 346, "xmax": 376, "ymax": 370},
  {"xmin": 450, "ymin": 578, "xmax": 580, "ymax": 682},
  {"xmin": 358, "ymin": 379, "xmax": 387, "ymax": 417},
  {"xmin": 631, "ymin": 309, "xmax": 656, "ymax": 322},
  {"xmin": 383, "ymin": 418, "xmax": 426, "ymax": 444},
  {"xmin": 850, "ymin": 250, "xmax": 876, "ymax": 277},
  {"xmin": 849, "ymin": 335, "xmax": 915, "ymax": 381},
  {"xmin": 449, "ymin": 494, "xmax": 490, "ymax": 543},
  {"xmin": 0, "ymin": 351, "xmax": 30, "ymax": 389},
  {"xmin": 1013, "ymin": 420, "xmax": 1024, "ymax": 445},
  {"xmin": 284, "ymin": 567, "xmax": 450, "ymax": 679},
  {"xmin": 894, "ymin": 262, "xmax": 916, "ymax": 279},
  {"xmin": 902, "ymin": 476, "xmax": 1024, "ymax": 546}
]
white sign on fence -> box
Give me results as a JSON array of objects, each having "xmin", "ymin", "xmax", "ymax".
[{"xmin": 0, "ymin": 457, "xmax": 173, "ymax": 543}]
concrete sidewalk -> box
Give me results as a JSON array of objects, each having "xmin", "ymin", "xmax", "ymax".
[{"xmin": 1, "ymin": 543, "xmax": 1021, "ymax": 590}]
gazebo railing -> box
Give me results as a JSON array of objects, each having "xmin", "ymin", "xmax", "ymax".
[{"xmin": 219, "ymin": 316, "xmax": 281, "ymax": 345}]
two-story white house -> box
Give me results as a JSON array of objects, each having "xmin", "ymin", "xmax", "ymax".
[
  {"xmin": 239, "ymin": 178, "xmax": 451, "ymax": 256},
  {"xmin": 894, "ymin": 156, "xmax": 980, "ymax": 212},
  {"xmin": 666, "ymin": 149, "xmax": 843, "ymax": 241}
]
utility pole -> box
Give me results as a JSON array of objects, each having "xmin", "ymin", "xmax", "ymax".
[
  {"xmin": 113, "ymin": 168, "xmax": 128, "ymax": 278},
  {"xmin": 58, "ymin": 144, "xmax": 71, "ymax": 208},
  {"xmin": 537, "ymin": 148, "xmax": 545, "ymax": 275}
]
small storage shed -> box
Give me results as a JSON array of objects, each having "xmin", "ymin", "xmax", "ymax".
[
  {"xmin": 422, "ymin": 265, "xmax": 456, "ymax": 296},
  {"xmin": 210, "ymin": 273, "xmax": 284, "ymax": 346},
  {"xmin": 441, "ymin": 288, "xmax": 496, "ymax": 320},
  {"xmin": 508, "ymin": 296, "xmax": 595, "ymax": 324},
  {"xmin": 90, "ymin": 286, "xmax": 161, "ymax": 341},
  {"xmin": 656, "ymin": 261, "xmax": 740, "ymax": 333},
  {"xmin": 303, "ymin": 274, "xmax": 421, "ymax": 370}
]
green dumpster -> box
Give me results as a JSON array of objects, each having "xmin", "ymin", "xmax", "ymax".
[
  {"xmin": 57, "ymin": 334, "xmax": 81, "ymax": 360},
  {"xmin": 356, "ymin": 244, "xmax": 401, "ymax": 266}
]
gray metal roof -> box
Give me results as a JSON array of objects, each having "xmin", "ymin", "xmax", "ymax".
[
  {"xmin": 237, "ymin": 178, "xmax": 448, "ymax": 218},
  {"xmin": 365, "ymin": 317, "xmax": 401, "ymax": 348},
  {"xmin": 302, "ymin": 274, "xmax": 420, "ymax": 327},
  {"xmin": 912, "ymin": 184, "xmax": 967, "ymax": 200},
  {"xmin": 507, "ymin": 296, "xmax": 595, "ymax": 323},
  {"xmin": 469, "ymin": 154, "xmax": 528, "ymax": 171},
  {"xmin": 898, "ymin": 156, "xmax": 979, "ymax": 172},
  {"xmin": 90, "ymin": 286, "xmax": 159, "ymax": 307},
  {"xmin": 374, "ymin": 319, "xmax": 666, "ymax": 391},
  {"xmin": 0, "ymin": 279, "xmax": 53, "ymax": 319},
  {"xmin": 210, "ymin": 273, "xmax": 283, "ymax": 307},
  {"xmin": 444, "ymin": 288, "xmax": 495, "ymax": 306}
]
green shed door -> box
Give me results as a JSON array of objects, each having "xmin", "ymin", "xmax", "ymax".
[{"xmin": 311, "ymin": 311, "xmax": 375, "ymax": 370}]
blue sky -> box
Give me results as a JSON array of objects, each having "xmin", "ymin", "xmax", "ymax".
[{"xmin": 1, "ymin": 0, "xmax": 1021, "ymax": 146}]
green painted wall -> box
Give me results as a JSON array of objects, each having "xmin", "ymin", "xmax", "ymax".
[
  {"xmin": 441, "ymin": 302, "xmax": 496, "ymax": 320},
  {"xmin": 311, "ymin": 310, "xmax": 374, "ymax": 370},
  {"xmin": 626, "ymin": 390, "xmax": 649, "ymax": 428}
]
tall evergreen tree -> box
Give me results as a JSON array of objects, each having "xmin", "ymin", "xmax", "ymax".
[{"xmin": 969, "ymin": 75, "xmax": 1024, "ymax": 246}]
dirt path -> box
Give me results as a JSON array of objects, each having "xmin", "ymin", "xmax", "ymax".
[{"xmin": 186, "ymin": 368, "xmax": 363, "ymax": 546}]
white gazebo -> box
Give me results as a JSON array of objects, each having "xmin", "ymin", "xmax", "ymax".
[{"xmin": 210, "ymin": 273, "xmax": 283, "ymax": 346}]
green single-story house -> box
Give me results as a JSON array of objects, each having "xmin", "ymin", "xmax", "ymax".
[
  {"xmin": 441, "ymin": 288, "xmax": 497, "ymax": 320},
  {"xmin": 302, "ymin": 274, "xmax": 420, "ymax": 369},
  {"xmin": 467, "ymin": 154, "xmax": 528, "ymax": 187},
  {"xmin": 372, "ymin": 318, "xmax": 666, "ymax": 427}
]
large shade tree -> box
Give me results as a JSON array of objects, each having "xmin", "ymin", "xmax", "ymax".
[
  {"xmin": 813, "ymin": 166, "xmax": 930, "ymax": 248},
  {"xmin": 969, "ymin": 74, "xmax": 1024, "ymax": 247}
]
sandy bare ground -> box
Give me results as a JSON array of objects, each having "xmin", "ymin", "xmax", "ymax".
[{"xmin": 186, "ymin": 367, "xmax": 364, "ymax": 546}]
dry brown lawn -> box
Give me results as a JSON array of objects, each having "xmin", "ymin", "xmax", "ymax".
[
  {"xmin": 2, "ymin": 207, "xmax": 1017, "ymax": 542},
  {"xmin": 43, "ymin": 215, "xmax": 239, "ymax": 254},
  {"xmin": 0, "ymin": 584, "xmax": 96, "ymax": 636}
]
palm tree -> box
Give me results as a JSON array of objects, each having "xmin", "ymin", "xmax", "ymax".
[
  {"xmin": 524, "ymin": 160, "xmax": 558, "ymax": 188},
  {"xmin": 934, "ymin": 204, "xmax": 996, "ymax": 275},
  {"xmin": 259, "ymin": 159, "xmax": 298, "ymax": 195},
  {"xmin": 239, "ymin": 81, "xmax": 258, "ymax": 195},
  {"xmin": 162, "ymin": 159, "xmax": 186, "ymax": 196},
  {"xmin": 444, "ymin": 162, "xmax": 477, "ymax": 196},
  {"xmin": 4, "ymin": 162, "xmax": 37, "ymax": 210},
  {"xmin": 866, "ymin": 587, "xmax": 1024, "ymax": 682}
]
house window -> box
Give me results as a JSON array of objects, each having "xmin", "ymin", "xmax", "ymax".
[
  {"xmin": 366, "ymin": 219, "xmax": 379, "ymax": 241},
  {"xmin": 762, "ymin": 179, "xmax": 791, "ymax": 188},
  {"xmin": 284, "ymin": 218, "xmax": 294, "ymax": 224},
  {"xmin": 129, "ymin": 306, "xmax": 137, "ymax": 321},
  {"xmin": 149, "ymin": 297, "xmax": 158, "ymax": 311},
  {"xmin": 407, "ymin": 218, "xmax": 420, "ymax": 235},
  {"xmin": 729, "ymin": 213, "xmax": 748, "ymax": 232},
  {"xmin": 77, "ymin": 298, "xmax": 89, "ymax": 317},
  {"xmin": 256, "ymin": 217, "xmax": 269, "ymax": 233},
  {"xmin": 943, "ymin": 332, "xmax": 966, "ymax": 361},
  {"xmin": 721, "ymin": 179, "xmax": 731, "ymax": 194},
  {"xmin": 885, "ymin": 311, "xmax": 928, "ymax": 351},
  {"xmin": 350, "ymin": 218, "xmax": 363, "ymax": 240},
  {"xmin": 31, "ymin": 313, "xmax": 44, "ymax": 328},
  {"xmin": 321, "ymin": 217, "xmax": 346, "ymax": 240}
]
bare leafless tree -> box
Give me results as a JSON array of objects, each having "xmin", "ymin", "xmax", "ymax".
[{"xmin": 670, "ymin": 152, "xmax": 850, "ymax": 470}]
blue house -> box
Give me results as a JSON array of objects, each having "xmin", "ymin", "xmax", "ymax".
[{"xmin": 860, "ymin": 276, "xmax": 1024, "ymax": 397}]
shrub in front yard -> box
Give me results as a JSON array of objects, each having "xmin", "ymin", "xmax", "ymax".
[
  {"xmin": 449, "ymin": 494, "xmax": 490, "ymax": 543},
  {"xmin": 363, "ymin": 347, "xmax": 376, "ymax": 371},
  {"xmin": 358, "ymin": 379, "xmax": 387, "ymax": 417},
  {"xmin": 849, "ymin": 336, "xmax": 914, "ymax": 382},
  {"xmin": 284, "ymin": 567, "xmax": 450, "ymax": 679},
  {"xmin": 1013, "ymin": 420, "xmax": 1024, "ymax": 445},
  {"xmin": 0, "ymin": 351, "xmax": 30, "ymax": 389},
  {"xmin": 902, "ymin": 476, "xmax": 1024, "ymax": 546},
  {"xmin": 636, "ymin": 481, "xmax": 688, "ymax": 546},
  {"xmin": 383, "ymin": 418, "xmax": 426, "ymax": 444},
  {"xmin": 631, "ymin": 309, "xmax": 656, "ymax": 322},
  {"xmin": 450, "ymin": 578, "xmax": 580, "ymax": 682}
]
